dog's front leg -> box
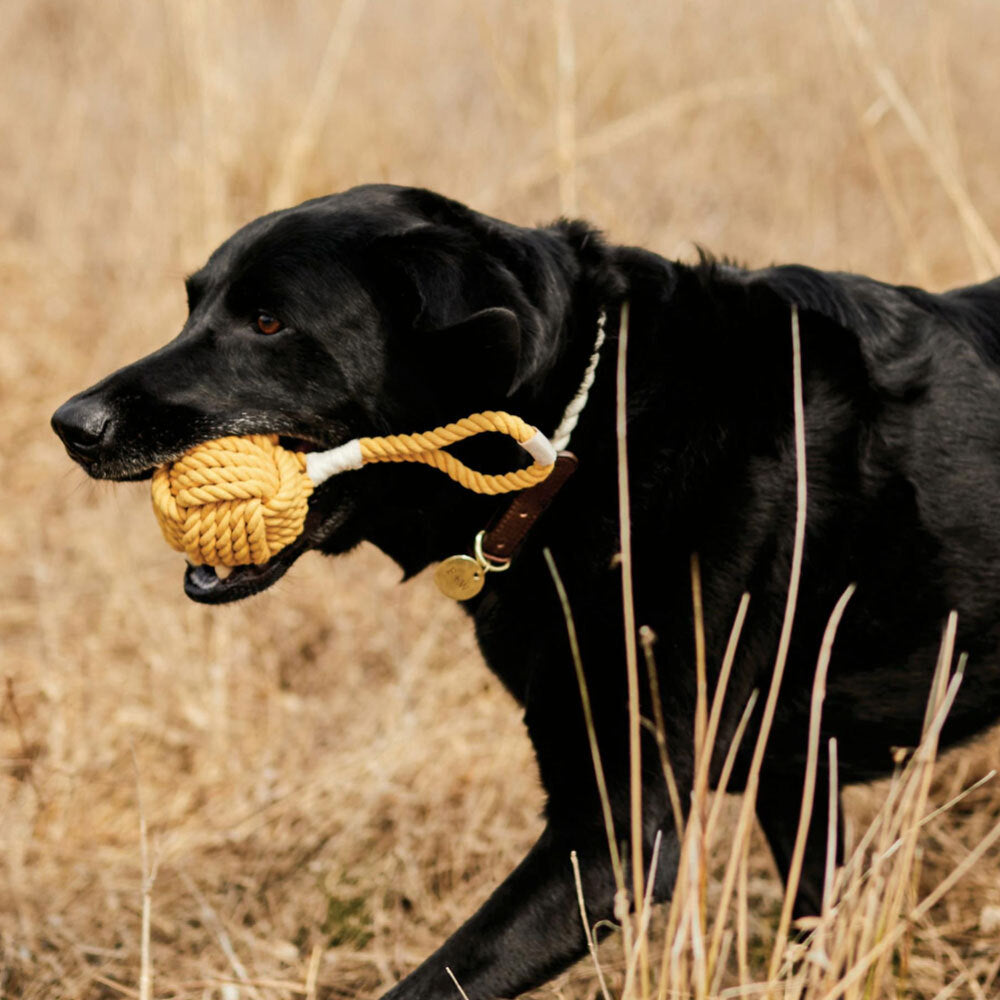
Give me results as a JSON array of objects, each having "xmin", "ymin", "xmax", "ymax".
[{"xmin": 380, "ymin": 822, "xmax": 678, "ymax": 1000}]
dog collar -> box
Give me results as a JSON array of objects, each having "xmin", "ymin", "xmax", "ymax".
[
  {"xmin": 434, "ymin": 308, "xmax": 607, "ymax": 601},
  {"xmin": 434, "ymin": 452, "xmax": 579, "ymax": 600}
]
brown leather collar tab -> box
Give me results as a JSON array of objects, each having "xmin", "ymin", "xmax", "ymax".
[{"xmin": 480, "ymin": 452, "xmax": 578, "ymax": 565}]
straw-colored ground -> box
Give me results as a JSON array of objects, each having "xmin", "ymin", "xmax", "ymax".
[{"xmin": 3, "ymin": 1, "xmax": 1000, "ymax": 997}]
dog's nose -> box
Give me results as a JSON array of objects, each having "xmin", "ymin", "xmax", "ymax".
[{"xmin": 51, "ymin": 396, "xmax": 111, "ymax": 462}]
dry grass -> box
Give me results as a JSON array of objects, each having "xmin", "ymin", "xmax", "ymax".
[{"xmin": 3, "ymin": 1, "xmax": 1000, "ymax": 997}]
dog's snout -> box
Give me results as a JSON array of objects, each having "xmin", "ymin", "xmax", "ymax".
[{"xmin": 51, "ymin": 396, "xmax": 111, "ymax": 462}]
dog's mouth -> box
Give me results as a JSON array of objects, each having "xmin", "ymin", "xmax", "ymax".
[
  {"xmin": 185, "ymin": 546, "xmax": 303, "ymax": 603},
  {"xmin": 59, "ymin": 420, "xmax": 361, "ymax": 604},
  {"xmin": 183, "ymin": 528, "xmax": 318, "ymax": 605}
]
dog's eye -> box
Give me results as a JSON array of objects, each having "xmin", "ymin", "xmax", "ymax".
[{"xmin": 256, "ymin": 312, "xmax": 282, "ymax": 335}]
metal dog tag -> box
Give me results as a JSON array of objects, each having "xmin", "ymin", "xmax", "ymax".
[{"xmin": 435, "ymin": 554, "xmax": 485, "ymax": 600}]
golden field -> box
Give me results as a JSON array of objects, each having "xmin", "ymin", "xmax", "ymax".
[{"xmin": 2, "ymin": 1, "xmax": 1000, "ymax": 997}]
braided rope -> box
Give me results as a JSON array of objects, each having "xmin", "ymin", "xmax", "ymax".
[
  {"xmin": 550, "ymin": 308, "xmax": 607, "ymax": 451},
  {"xmin": 151, "ymin": 413, "xmax": 553, "ymax": 566},
  {"xmin": 152, "ymin": 435, "xmax": 312, "ymax": 566},
  {"xmin": 358, "ymin": 411, "xmax": 552, "ymax": 494}
]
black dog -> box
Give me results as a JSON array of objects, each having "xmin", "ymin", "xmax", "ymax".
[{"xmin": 52, "ymin": 185, "xmax": 1000, "ymax": 1000}]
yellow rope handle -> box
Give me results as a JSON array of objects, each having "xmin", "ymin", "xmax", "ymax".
[{"xmin": 358, "ymin": 411, "xmax": 553, "ymax": 494}]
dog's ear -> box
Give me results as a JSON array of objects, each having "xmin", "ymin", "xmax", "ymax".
[{"xmin": 422, "ymin": 306, "xmax": 522, "ymax": 400}]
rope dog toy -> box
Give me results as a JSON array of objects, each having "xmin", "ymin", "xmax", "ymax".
[{"xmin": 152, "ymin": 411, "xmax": 558, "ymax": 567}]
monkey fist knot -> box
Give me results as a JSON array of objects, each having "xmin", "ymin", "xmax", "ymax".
[{"xmin": 151, "ymin": 435, "xmax": 312, "ymax": 566}]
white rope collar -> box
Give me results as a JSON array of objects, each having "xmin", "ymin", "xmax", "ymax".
[{"xmin": 550, "ymin": 307, "xmax": 607, "ymax": 452}]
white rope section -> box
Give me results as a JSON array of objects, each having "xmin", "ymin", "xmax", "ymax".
[
  {"xmin": 520, "ymin": 429, "xmax": 558, "ymax": 467},
  {"xmin": 550, "ymin": 307, "xmax": 607, "ymax": 452},
  {"xmin": 306, "ymin": 439, "xmax": 363, "ymax": 486}
]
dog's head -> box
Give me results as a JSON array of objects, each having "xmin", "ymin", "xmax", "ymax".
[{"xmin": 52, "ymin": 185, "xmax": 578, "ymax": 602}]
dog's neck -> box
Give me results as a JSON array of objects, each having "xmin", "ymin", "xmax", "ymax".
[{"xmin": 354, "ymin": 228, "xmax": 678, "ymax": 578}]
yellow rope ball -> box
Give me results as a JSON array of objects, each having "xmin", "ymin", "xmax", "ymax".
[{"xmin": 151, "ymin": 434, "xmax": 312, "ymax": 567}]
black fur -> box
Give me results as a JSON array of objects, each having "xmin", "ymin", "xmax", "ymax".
[{"xmin": 52, "ymin": 185, "xmax": 1000, "ymax": 999}]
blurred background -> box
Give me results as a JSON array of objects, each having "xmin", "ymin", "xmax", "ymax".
[{"xmin": 3, "ymin": 1, "xmax": 1000, "ymax": 997}]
